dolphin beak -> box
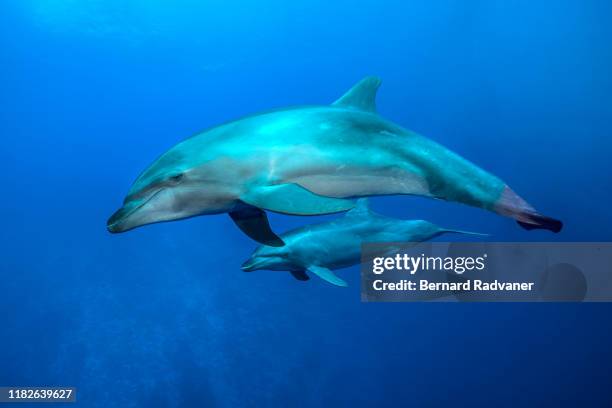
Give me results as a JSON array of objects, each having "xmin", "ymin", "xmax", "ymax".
[
  {"xmin": 107, "ymin": 190, "xmax": 162, "ymax": 233},
  {"xmin": 107, "ymin": 206, "xmax": 130, "ymax": 233},
  {"xmin": 241, "ymin": 258, "xmax": 263, "ymax": 272},
  {"xmin": 107, "ymin": 199, "xmax": 143, "ymax": 233}
]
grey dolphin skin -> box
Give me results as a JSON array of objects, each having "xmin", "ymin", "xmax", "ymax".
[
  {"xmin": 241, "ymin": 199, "xmax": 486, "ymax": 286},
  {"xmin": 107, "ymin": 76, "xmax": 562, "ymax": 245}
]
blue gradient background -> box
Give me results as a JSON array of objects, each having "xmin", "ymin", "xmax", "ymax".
[{"xmin": 1, "ymin": 1, "xmax": 611, "ymax": 407}]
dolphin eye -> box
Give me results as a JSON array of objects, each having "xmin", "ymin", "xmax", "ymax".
[{"xmin": 168, "ymin": 173, "xmax": 184, "ymax": 184}]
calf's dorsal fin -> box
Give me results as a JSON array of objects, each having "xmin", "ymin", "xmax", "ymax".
[
  {"xmin": 332, "ymin": 76, "xmax": 381, "ymax": 113},
  {"xmin": 307, "ymin": 265, "xmax": 347, "ymax": 287},
  {"xmin": 346, "ymin": 198, "xmax": 371, "ymax": 218},
  {"xmin": 241, "ymin": 183, "xmax": 354, "ymax": 215}
]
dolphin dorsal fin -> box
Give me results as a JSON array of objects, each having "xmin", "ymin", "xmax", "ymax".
[
  {"xmin": 346, "ymin": 198, "xmax": 371, "ymax": 218},
  {"xmin": 332, "ymin": 76, "xmax": 381, "ymax": 113}
]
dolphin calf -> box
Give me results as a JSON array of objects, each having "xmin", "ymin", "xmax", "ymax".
[
  {"xmin": 107, "ymin": 76, "xmax": 562, "ymax": 245},
  {"xmin": 241, "ymin": 199, "xmax": 485, "ymax": 286}
]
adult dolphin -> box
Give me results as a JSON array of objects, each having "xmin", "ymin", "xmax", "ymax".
[
  {"xmin": 107, "ymin": 76, "xmax": 562, "ymax": 245},
  {"xmin": 241, "ymin": 199, "xmax": 485, "ymax": 286}
]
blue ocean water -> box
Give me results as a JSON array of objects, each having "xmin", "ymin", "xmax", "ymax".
[{"xmin": 1, "ymin": 0, "xmax": 611, "ymax": 407}]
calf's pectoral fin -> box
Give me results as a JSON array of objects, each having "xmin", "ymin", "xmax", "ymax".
[
  {"xmin": 229, "ymin": 205, "xmax": 285, "ymax": 247},
  {"xmin": 241, "ymin": 183, "xmax": 355, "ymax": 216},
  {"xmin": 307, "ymin": 265, "xmax": 347, "ymax": 287},
  {"xmin": 290, "ymin": 270, "xmax": 310, "ymax": 281}
]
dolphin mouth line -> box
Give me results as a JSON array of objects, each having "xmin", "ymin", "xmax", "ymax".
[
  {"xmin": 241, "ymin": 259, "xmax": 267, "ymax": 271},
  {"xmin": 108, "ymin": 188, "xmax": 163, "ymax": 230}
]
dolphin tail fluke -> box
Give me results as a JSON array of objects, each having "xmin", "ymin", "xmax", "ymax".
[
  {"xmin": 229, "ymin": 205, "xmax": 285, "ymax": 246},
  {"xmin": 495, "ymin": 185, "xmax": 563, "ymax": 233},
  {"xmin": 516, "ymin": 214, "xmax": 563, "ymax": 233}
]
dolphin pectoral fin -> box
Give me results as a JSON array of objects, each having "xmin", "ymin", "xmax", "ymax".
[
  {"xmin": 290, "ymin": 270, "xmax": 310, "ymax": 281},
  {"xmin": 241, "ymin": 183, "xmax": 355, "ymax": 215},
  {"xmin": 229, "ymin": 206, "xmax": 285, "ymax": 246},
  {"xmin": 307, "ymin": 265, "xmax": 347, "ymax": 287}
]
